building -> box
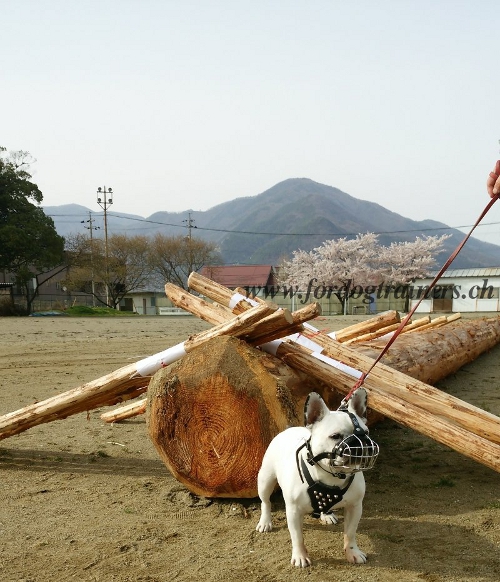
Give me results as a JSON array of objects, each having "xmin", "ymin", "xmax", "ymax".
[
  {"xmin": 411, "ymin": 268, "xmax": 500, "ymax": 313},
  {"xmin": 200, "ymin": 265, "xmax": 278, "ymax": 291}
]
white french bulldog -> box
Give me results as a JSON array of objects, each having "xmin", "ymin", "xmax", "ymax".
[{"xmin": 255, "ymin": 388, "xmax": 378, "ymax": 567}]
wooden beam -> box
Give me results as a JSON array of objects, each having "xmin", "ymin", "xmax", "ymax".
[
  {"xmin": 275, "ymin": 341, "xmax": 500, "ymax": 473},
  {"xmin": 332, "ymin": 310, "xmax": 401, "ymax": 342},
  {"xmin": 298, "ymin": 327, "xmax": 500, "ymax": 446}
]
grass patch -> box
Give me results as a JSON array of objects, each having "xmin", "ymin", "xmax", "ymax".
[
  {"xmin": 65, "ymin": 306, "xmax": 137, "ymax": 317},
  {"xmin": 432, "ymin": 476, "xmax": 456, "ymax": 488},
  {"xmin": 485, "ymin": 500, "xmax": 500, "ymax": 509},
  {"xmin": 88, "ymin": 450, "xmax": 110, "ymax": 461}
]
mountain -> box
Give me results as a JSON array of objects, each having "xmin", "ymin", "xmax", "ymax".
[{"xmin": 44, "ymin": 179, "xmax": 500, "ymax": 269}]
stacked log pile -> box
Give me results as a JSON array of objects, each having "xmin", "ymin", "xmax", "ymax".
[
  {"xmin": 1, "ymin": 272, "xmax": 500, "ymax": 498},
  {"xmin": 144, "ymin": 272, "xmax": 500, "ymax": 498}
]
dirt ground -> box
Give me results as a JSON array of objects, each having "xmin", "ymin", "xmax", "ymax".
[{"xmin": 0, "ymin": 313, "xmax": 499, "ymax": 582}]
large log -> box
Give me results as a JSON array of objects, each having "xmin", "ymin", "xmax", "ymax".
[
  {"xmin": 147, "ymin": 335, "xmax": 330, "ymax": 498},
  {"xmin": 147, "ymin": 332, "xmax": 500, "ymax": 499},
  {"xmin": 352, "ymin": 318, "xmax": 500, "ymax": 386}
]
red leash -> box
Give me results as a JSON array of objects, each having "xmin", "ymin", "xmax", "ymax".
[{"xmin": 343, "ymin": 193, "xmax": 500, "ymax": 401}]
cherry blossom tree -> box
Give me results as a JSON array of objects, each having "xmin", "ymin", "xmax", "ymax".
[
  {"xmin": 377, "ymin": 236, "xmax": 450, "ymax": 284},
  {"xmin": 279, "ymin": 233, "xmax": 449, "ymax": 313}
]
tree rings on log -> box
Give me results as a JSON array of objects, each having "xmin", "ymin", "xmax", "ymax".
[{"xmin": 146, "ymin": 335, "xmax": 329, "ymax": 498}]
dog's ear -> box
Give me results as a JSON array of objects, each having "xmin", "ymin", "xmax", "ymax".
[
  {"xmin": 304, "ymin": 392, "xmax": 330, "ymax": 427},
  {"xmin": 347, "ymin": 387, "xmax": 368, "ymax": 422}
]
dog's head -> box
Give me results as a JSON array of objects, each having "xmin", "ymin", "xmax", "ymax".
[{"xmin": 304, "ymin": 389, "xmax": 379, "ymax": 474}]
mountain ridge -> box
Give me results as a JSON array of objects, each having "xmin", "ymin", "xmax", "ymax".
[{"xmin": 43, "ymin": 178, "xmax": 500, "ymax": 269}]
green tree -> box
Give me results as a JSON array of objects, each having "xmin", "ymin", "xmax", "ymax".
[{"xmin": 0, "ymin": 147, "xmax": 65, "ymax": 313}]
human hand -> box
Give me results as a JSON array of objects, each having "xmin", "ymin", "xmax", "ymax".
[{"xmin": 487, "ymin": 160, "xmax": 500, "ymax": 197}]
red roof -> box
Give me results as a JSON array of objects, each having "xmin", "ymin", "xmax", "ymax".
[{"xmin": 200, "ymin": 265, "xmax": 276, "ymax": 288}]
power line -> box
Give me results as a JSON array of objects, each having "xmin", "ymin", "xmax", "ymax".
[{"xmin": 46, "ymin": 211, "xmax": 500, "ymax": 238}]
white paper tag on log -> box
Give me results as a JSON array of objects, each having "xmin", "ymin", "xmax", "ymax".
[
  {"xmin": 288, "ymin": 333, "xmax": 323, "ymax": 353},
  {"xmin": 135, "ymin": 342, "xmax": 187, "ymax": 377},
  {"xmin": 259, "ymin": 339, "xmax": 283, "ymax": 356},
  {"xmin": 327, "ymin": 331, "xmax": 337, "ymax": 340},
  {"xmin": 311, "ymin": 352, "xmax": 362, "ymax": 379},
  {"xmin": 229, "ymin": 292, "xmax": 259, "ymax": 309}
]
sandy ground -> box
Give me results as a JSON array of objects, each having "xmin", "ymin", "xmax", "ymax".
[{"xmin": 0, "ymin": 314, "xmax": 499, "ymax": 582}]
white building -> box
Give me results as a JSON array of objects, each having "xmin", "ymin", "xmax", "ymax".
[{"xmin": 411, "ymin": 268, "xmax": 500, "ymax": 313}]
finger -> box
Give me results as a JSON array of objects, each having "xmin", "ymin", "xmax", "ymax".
[
  {"xmin": 487, "ymin": 173, "xmax": 497, "ymax": 197},
  {"xmin": 495, "ymin": 174, "xmax": 500, "ymax": 196},
  {"xmin": 487, "ymin": 160, "xmax": 500, "ymax": 197}
]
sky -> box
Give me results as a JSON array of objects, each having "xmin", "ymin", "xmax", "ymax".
[{"xmin": 2, "ymin": 1, "xmax": 500, "ymax": 246}]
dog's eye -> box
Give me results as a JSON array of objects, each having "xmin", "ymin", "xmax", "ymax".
[{"xmin": 330, "ymin": 433, "xmax": 342, "ymax": 440}]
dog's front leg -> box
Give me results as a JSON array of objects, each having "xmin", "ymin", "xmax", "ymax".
[
  {"xmin": 343, "ymin": 502, "xmax": 366, "ymax": 564},
  {"xmin": 286, "ymin": 506, "xmax": 310, "ymax": 567}
]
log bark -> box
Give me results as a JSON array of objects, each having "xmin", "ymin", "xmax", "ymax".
[
  {"xmin": 345, "ymin": 322, "xmax": 403, "ymax": 344},
  {"xmin": 332, "ymin": 310, "xmax": 401, "ymax": 342},
  {"xmin": 164, "ymin": 283, "xmax": 231, "ymax": 324},
  {"xmin": 147, "ymin": 336, "xmax": 330, "ymax": 498},
  {"xmin": 188, "ymin": 272, "xmax": 279, "ymax": 314},
  {"xmin": 353, "ymin": 318, "xmax": 500, "ymax": 386},
  {"xmin": 101, "ymin": 398, "xmax": 147, "ymax": 423}
]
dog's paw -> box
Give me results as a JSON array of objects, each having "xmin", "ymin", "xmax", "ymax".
[
  {"xmin": 291, "ymin": 551, "xmax": 311, "ymax": 567},
  {"xmin": 256, "ymin": 519, "xmax": 272, "ymax": 533},
  {"xmin": 345, "ymin": 545, "xmax": 367, "ymax": 564},
  {"xmin": 319, "ymin": 511, "xmax": 338, "ymax": 526}
]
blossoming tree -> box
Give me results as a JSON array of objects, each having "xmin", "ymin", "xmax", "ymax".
[{"xmin": 279, "ymin": 233, "xmax": 449, "ymax": 313}]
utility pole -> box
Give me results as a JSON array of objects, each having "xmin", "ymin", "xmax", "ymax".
[
  {"xmin": 182, "ymin": 212, "xmax": 197, "ymax": 280},
  {"xmin": 97, "ymin": 186, "xmax": 113, "ymax": 307},
  {"xmin": 81, "ymin": 211, "xmax": 100, "ymax": 306},
  {"xmin": 182, "ymin": 211, "xmax": 196, "ymax": 242}
]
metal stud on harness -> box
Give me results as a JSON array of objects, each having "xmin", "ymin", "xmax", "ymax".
[{"xmin": 298, "ymin": 452, "xmax": 355, "ymax": 518}]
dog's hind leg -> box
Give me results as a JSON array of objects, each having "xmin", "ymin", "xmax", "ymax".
[{"xmin": 255, "ymin": 462, "xmax": 277, "ymax": 533}]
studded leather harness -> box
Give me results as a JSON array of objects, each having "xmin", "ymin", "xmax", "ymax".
[{"xmin": 295, "ymin": 441, "xmax": 355, "ymax": 518}]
